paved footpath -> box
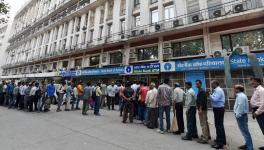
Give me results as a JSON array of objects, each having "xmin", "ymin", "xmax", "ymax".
[{"xmin": 0, "ymin": 107, "xmax": 263, "ymax": 150}]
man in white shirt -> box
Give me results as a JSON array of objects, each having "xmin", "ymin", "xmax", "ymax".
[
  {"xmin": 107, "ymin": 82, "xmax": 117, "ymax": 110},
  {"xmin": 30, "ymin": 82, "xmax": 39, "ymax": 111},
  {"xmin": 145, "ymin": 82, "xmax": 158, "ymax": 129},
  {"xmin": 173, "ymin": 83, "xmax": 185, "ymax": 134}
]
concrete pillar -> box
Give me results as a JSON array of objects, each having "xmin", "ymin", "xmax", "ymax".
[
  {"xmin": 158, "ymin": 36, "xmax": 164, "ymax": 62},
  {"xmin": 203, "ymin": 26, "xmax": 211, "ymax": 57}
]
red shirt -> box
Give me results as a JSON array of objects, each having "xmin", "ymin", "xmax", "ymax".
[{"xmin": 140, "ymin": 86, "xmax": 149, "ymax": 102}]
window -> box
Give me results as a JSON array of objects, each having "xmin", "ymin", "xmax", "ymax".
[
  {"xmin": 62, "ymin": 39, "xmax": 67, "ymax": 50},
  {"xmin": 150, "ymin": 0, "xmax": 158, "ymax": 4},
  {"xmin": 134, "ymin": 15, "xmax": 141, "ymax": 27},
  {"xmin": 99, "ymin": 26, "xmax": 104, "ymax": 40},
  {"xmin": 120, "ymin": 20, "xmax": 126, "ymax": 33},
  {"xmin": 134, "ymin": 0, "xmax": 140, "ymax": 7},
  {"xmin": 52, "ymin": 62, "xmax": 57, "ymax": 70},
  {"xmin": 221, "ymin": 29, "xmax": 264, "ymax": 51},
  {"xmin": 74, "ymin": 58, "xmax": 82, "ymax": 67},
  {"xmin": 90, "ymin": 55, "xmax": 100, "ymax": 66},
  {"xmin": 172, "ymin": 39, "xmax": 205, "ymax": 57},
  {"xmin": 137, "ymin": 46, "xmax": 158, "ymax": 61},
  {"xmin": 151, "ymin": 9, "xmax": 159, "ymax": 24},
  {"xmin": 82, "ymin": 32, "xmax": 86, "ymax": 44},
  {"xmin": 89, "ymin": 30, "xmax": 94, "ymax": 42},
  {"xmin": 164, "ymin": 5, "xmax": 175, "ymax": 20},
  {"xmin": 110, "ymin": 52, "xmax": 123, "ymax": 64},
  {"xmin": 75, "ymin": 34, "xmax": 79, "ymax": 45},
  {"xmin": 62, "ymin": 61, "xmax": 68, "ymax": 68},
  {"xmin": 107, "ymin": 24, "xmax": 113, "ymax": 37}
]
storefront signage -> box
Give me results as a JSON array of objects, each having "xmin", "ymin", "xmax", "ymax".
[
  {"xmin": 133, "ymin": 63, "xmax": 160, "ymax": 74},
  {"xmin": 175, "ymin": 53, "xmax": 264, "ymax": 71},
  {"xmin": 81, "ymin": 67, "xmax": 125, "ymax": 76},
  {"xmin": 161, "ymin": 62, "xmax": 176, "ymax": 72},
  {"xmin": 61, "ymin": 70, "xmax": 81, "ymax": 77}
]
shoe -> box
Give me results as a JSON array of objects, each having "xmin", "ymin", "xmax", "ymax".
[
  {"xmin": 65, "ymin": 109, "xmax": 70, "ymax": 111},
  {"xmin": 192, "ymin": 135, "xmax": 199, "ymax": 139},
  {"xmin": 76, "ymin": 108, "xmax": 81, "ymax": 110},
  {"xmin": 82, "ymin": 113, "xmax": 88, "ymax": 116},
  {"xmin": 157, "ymin": 129, "xmax": 164, "ymax": 134},
  {"xmin": 94, "ymin": 113, "xmax": 101, "ymax": 116},
  {"xmin": 122, "ymin": 121, "xmax": 127, "ymax": 124},
  {"xmin": 174, "ymin": 131, "xmax": 182, "ymax": 135},
  {"xmin": 197, "ymin": 138, "xmax": 208, "ymax": 144},
  {"xmin": 56, "ymin": 109, "xmax": 61, "ymax": 112},
  {"xmin": 259, "ymin": 146, "xmax": 264, "ymax": 150},
  {"xmin": 182, "ymin": 136, "xmax": 192, "ymax": 141},
  {"xmin": 238, "ymin": 145, "xmax": 247, "ymax": 149},
  {"xmin": 211, "ymin": 144, "xmax": 223, "ymax": 149},
  {"xmin": 44, "ymin": 109, "xmax": 49, "ymax": 112}
]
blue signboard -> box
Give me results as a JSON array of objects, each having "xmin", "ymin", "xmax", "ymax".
[
  {"xmin": 61, "ymin": 70, "xmax": 81, "ymax": 77},
  {"xmin": 133, "ymin": 63, "xmax": 160, "ymax": 74},
  {"xmin": 175, "ymin": 53, "xmax": 264, "ymax": 71},
  {"xmin": 185, "ymin": 71, "xmax": 206, "ymax": 95},
  {"xmin": 81, "ymin": 67, "xmax": 125, "ymax": 76}
]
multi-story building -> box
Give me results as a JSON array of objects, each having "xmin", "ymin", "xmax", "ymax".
[
  {"xmin": 2, "ymin": 0, "xmax": 264, "ymax": 109},
  {"xmin": 0, "ymin": 23, "xmax": 10, "ymax": 76}
]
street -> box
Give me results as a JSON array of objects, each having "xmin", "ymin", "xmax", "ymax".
[{"xmin": 0, "ymin": 107, "xmax": 263, "ymax": 150}]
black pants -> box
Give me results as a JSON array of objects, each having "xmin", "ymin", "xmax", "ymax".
[
  {"xmin": 133, "ymin": 100, "xmax": 138, "ymax": 118},
  {"xmin": 14, "ymin": 94, "xmax": 20, "ymax": 108},
  {"xmin": 28, "ymin": 96, "xmax": 34, "ymax": 112},
  {"xmin": 253, "ymin": 107, "xmax": 264, "ymax": 135},
  {"xmin": 175, "ymin": 102, "xmax": 185, "ymax": 133},
  {"xmin": 0, "ymin": 93, "xmax": 4, "ymax": 105},
  {"xmin": 123, "ymin": 102, "xmax": 134, "ymax": 123},
  {"xmin": 186, "ymin": 106, "xmax": 198, "ymax": 138},
  {"xmin": 147, "ymin": 108, "xmax": 158, "ymax": 129},
  {"xmin": 107, "ymin": 96, "xmax": 115, "ymax": 110},
  {"xmin": 213, "ymin": 107, "xmax": 226, "ymax": 146},
  {"xmin": 19, "ymin": 95, "xmax": 24, "ymax": 109}
]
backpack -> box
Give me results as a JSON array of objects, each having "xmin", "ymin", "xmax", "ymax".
[{"xmin": 35, "ymin": 89, "xmax": 42, "ymax": 99}]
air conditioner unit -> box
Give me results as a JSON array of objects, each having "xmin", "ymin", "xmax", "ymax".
[
  {"xmin": 139, "ymin": 30, "xmax": 144, "ymax": 35},
  {"xmin": 163, "ymin": 42, "xmax": 171, "ymax": 48},
  {"xmin": 212, "ymin": 9, "xmax": 224, "ymax": 18},
  {"xmin": 191, "ymin": 14, "xmax": 203, "ymax": 23},
  {"xmin": 155, "ymin": 23, "xmax": 161, "ymax": 31},
  {"xmin": 101, "ymin": 53, "xmax": 108, "ymax": 64},
  {"xmin": 234, "ymin": 3, "xmax": 244, "ymax": 13},
  {"xmin": 213, "ymin": 51, "xmax": 222, "ymax": 57},
  {"xmin": 129, "ymin": 49, "xmax": 137, "ymax": 59},
  {"xmin": 82, "ymin": 26, "xmax": 87, "ymax": 30},
  {"xmin": 121, "ymin": 34, "xmax": 126, "ymax": 39},
  {"xmin": 131, "ymin": 30, "xmax": 137, "ymax": 36},
  {"xmin": 234, "ymin": 46, "xmax": 250, "ymax": 54},
  {"xmin": 173, "ymin": 19, "xmax": 183, "ymax": 27},
  {"xmin": 163, "ymin": 48, "xmax": 172, "ymax": 55}
]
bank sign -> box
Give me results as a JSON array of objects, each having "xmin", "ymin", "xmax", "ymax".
[
  {"xmin": 161, "ymin": 53, "xmax": 264, "ymax": 72},
  {"xmin": 81, "ymin": 67, "xmax": 125, "ymax": 76},
  {"xmin": 133, "ymin": 63, "xmax": 160, "ymax": 74}
]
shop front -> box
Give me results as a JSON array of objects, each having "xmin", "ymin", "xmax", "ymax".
[{"xmin": 161, "ymin": 53, "xmax": 264, "ymax": 110}]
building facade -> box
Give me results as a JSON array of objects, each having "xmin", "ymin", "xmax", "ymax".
[
  {"xmin": 2, "ymin": 0, "xmax": 264, "ymax": 109},
  {"xmin": 0, "ymin": 23, "xmax": 10, "ymax": 76}
]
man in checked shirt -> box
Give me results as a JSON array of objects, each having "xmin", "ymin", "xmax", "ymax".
[{"xmin": 250, "ymin": 77, "xmax": 264, "ymax": 150}]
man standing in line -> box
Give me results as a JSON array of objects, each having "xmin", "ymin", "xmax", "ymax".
[
  {"xmin": 157, "ymin": 78, "xmax": 173, "ymax": 134},
  {"xmin": 138, "ymin": 81, "xmax": 149, "ymax": 124},
  {"xmin": 0, "ymin": 81, "xmax": 4, "ymax": 105},
  {"xmin": 131, "ymin": 80, "xmax": 140, "ymax": 118},
  {"xmin": 210, "ymin": 80, "xmax": 226, "ymax": 149},
  {"xmin": 24, "ymin": 83, "xmax": 33, "ymax": 112},
  {"xmin": 234, "ymin": 85, "xmax": 253, "ymax": 150},
  {"xmin": 107, "ymin": 82, "xmax": 117, "ymax": 110},
  {"xmin": 94, "ymin": 83, "xmax": 102, "ymax": 116},
  {"xmin": 82, "ymin": 82, "xmax": 92, "ymax": 115},
  {"xmin": 182, "ymin": 82, "xmax": 198, "ymax": 140},
  {"xmin": 100, "ymin": 81, "xmax": 107, "ymax": 108},
  {"xmin": 76, "ymin": 81, "xmax": 84, "ymax": 110},
  {"xmin": 44, "ymin": 80, "xmax": 56, "ymax": 112},
  {"xmin": 6, "ymin": 80, "xmax": 15, "ymax": 107},
  {"xmin": 145, "ymin": 82, "xmax": 158, "ymax": 129},
  {"xmin": 173, "ymin": 83, "xmax": 185, "ymax": 134},
  {"xmin": 57, "ymin": 81, "xmax": 66, "ymax": 112},
  {"xmin": 39, "ymin": 81, "xmax": 47, "ymax": 112},
  {"xmin": 250, "ymin": 77, "xmax": 264, "ymax": 150},
  {"xmin": 8, "ymin": 82, "xmax": 20, "ymax": 109},
  {"xmin": 196, "ymin": 80, "xmax": 210, "ymax": 144},
  {"xmin": 122, "ymin": 81, "xmax": 135, "ymax": 123},
  {"xmin": 19, "ymin": 82, "xmax": 26, "ymax": 110},
  {"xmin": 30, "ymin": 82, "xmax": 40, "ymax": 111}
]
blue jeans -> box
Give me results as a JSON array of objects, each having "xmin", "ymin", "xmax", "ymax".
[
  {"xmin": 145, "ymin": 107, "xmax": 150, "ymax": 124},
  {"xmin": 158, "ymin": 105, "xmax": 171, "ymax": 131},
  {"xmin": 236, "ymin": 114, "xmax": 253, "ymax": 150},
  {"xmin": 94, "ymin": 96, "xmax": 101, "ymax": 115},
  {"xmin": 138, "ymin": 102, "xmax": 146, "ymax": 121}
]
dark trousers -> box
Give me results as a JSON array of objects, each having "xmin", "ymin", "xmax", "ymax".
[
  {"xmin": 175, "ymin": 102, "xmax": 185, "ymax": 133},
  {"xmin": 213, "ymin": 107, "xmax": 226, "ymax": 146},
  {"xmin": 28, "ymin": 96, "xmax": 34, "ymax": 111},
  {"xmin": 33, "ymin": 96, "xmax": 38, "ymax": 111},
  {"xmin": 138, "ymin": 102, "xmax": 146, "ymax": 121},
  {"xmin": 19, "ymin": 95, "xmax": 25, "ymax": 109},
  {"xmin": 94, "ymin": 96, "xmax": 101, "ymax": 115},
  {"xmin": 0, "ymin": 93, "xmax": 4, "ymax": 105},
  {"xmin": 158, "ymin": 105, "xmax": 171, "ymax": 131},
  {"xmin": 253, "ymin": 108, "xmax": 264, "ymax": 135},
  {"xmin": 147, "ymin": 108, "xmax": 158, "ymax": 129},
  {"xmin": 133, "ymin": 100, "xmax": 138, "ymax": 118},
  {"xmin": 123, "ymin": 101, "xmax": 134, "ymax": 123},
  {"xmin": 107, "ymin": 96, "xmax": 115, "ymax": 110},
  {"xmin": 186, "ymin": 106, "xmax": 198, "ymax": 138},
  {"xmin": 14, "ymin": 94, "xmax": 20, "ymax": 108}
]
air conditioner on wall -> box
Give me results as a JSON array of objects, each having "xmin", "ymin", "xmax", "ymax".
[
  {"xmin": 191, "ymin": 14, "xmax": 203, "ymax": 23},
  {"xmin": 129, "ymin": 49, "xmax": 137, "ymax": 59},
  {"xmin": 155, "ymin": 23, "xmax": 161, "ymax": 31},
  {"xmin": 234, "ymin": 3, "xmax": 245, "ymax": 13},
  {"xmin": 173, "ymin": 19, "xmax": 183, "ymax": 27},
  {"xmin": 101, "ymin": 53, "xmax": 108, "ymax": 65}
]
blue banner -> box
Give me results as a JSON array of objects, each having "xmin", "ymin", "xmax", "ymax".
[
  {"xmin": 185, "ymin": 71, "xmax": 206, "ymax": 95},
  {"xmin": 81, "ymin": 67, "xmax": 125, "ymax": 76},
  {"xmin": 133, "ymin": 63, "xmax": 160, "ymax": 74},
  {"xmin": 175, "ymin": 53, "xmax": 264, "ymax": 71},
  {"xmin": 61, "ymin": 70, "xmax": 81, "ymax": 77}
]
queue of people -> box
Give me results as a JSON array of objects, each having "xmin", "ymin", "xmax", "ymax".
[
  {"xmin": 118, "ymin": 78, "xmax": 264, "ymax": 150},
  {"xmin": 0, "ymin": 77, "xmax": 263, "ymax": 150}
]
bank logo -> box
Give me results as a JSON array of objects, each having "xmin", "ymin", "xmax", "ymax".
[
  {"xmin": 125, "ymin": 66, "xmax": 133, "ymax": 74},
  {"xmin": 161, "ymin": 62, "xmax": 175, "ymax": 72}
]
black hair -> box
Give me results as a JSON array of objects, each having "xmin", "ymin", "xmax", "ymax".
[
  {"xmin": 164, "ymin": 78, "xmax": 169, "ymax": 84},
  {"xmin": 250, "ymin": 77, "xmax": 262, "ymax": 84},
  {"xmin": 235, "ymin": 86, "xmax": 245, "ymax": 92},
  {"xmin": 195, "ymin": 80, "xmax": 202, "ymax": 85},
  {"xmin": 185, "ymin": 82, "xmax": 192, "ymax": 87}
]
